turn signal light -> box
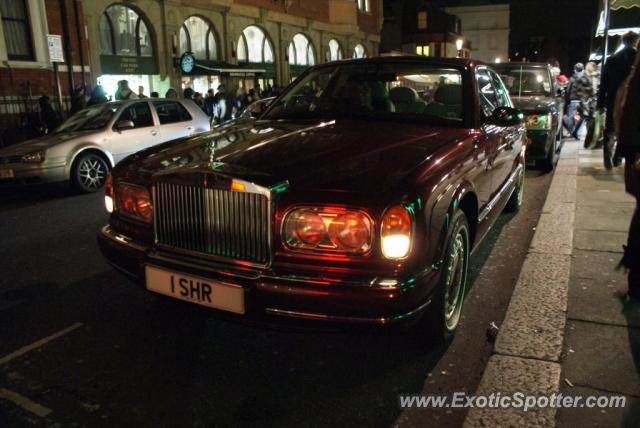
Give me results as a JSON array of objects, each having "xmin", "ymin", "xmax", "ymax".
[
  {"xmin": 283, "ymin": 207, "xmax": 372, "ymax": 254},
  {"xmin": 381, "ymin": 205, "xmax": 412, "ymax": 259},
  {"xmin": 105, "ymin": 174, "xmax": 114, "ymax": 213},
  {"xmin": 116, "ymin": 183, "xmax": 153, "ymax": 223}
]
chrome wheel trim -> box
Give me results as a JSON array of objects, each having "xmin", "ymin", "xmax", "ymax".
[
  {"xmin": 77, "ymin": 157, "xmax": 106, "ymax": 190},
  {"xmin": 443, "ymin": 229, "xmax": 467, "ymax": 330}
]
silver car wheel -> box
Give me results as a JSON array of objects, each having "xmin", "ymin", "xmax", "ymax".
[
  {"xmin": 77, "ymin": 156, "xmax": 106, "ymax": 190},
  {"xmin": 443, "ymin": 231, "xmax": 466, "ymax": 330}
]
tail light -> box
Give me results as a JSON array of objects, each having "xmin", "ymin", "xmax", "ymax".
[
  {"xmin": 381, "ymin": 205, "xmax": 412, "ymax": 259},
  {"xmin": 283, "ymin": 207, "xmax": 372, "ymax": 254},
  {"xmin": 116, "ymin": 183, "xmax": 153, "ymax": 223},
  {"xmin": 104, "ymin": 174, "xmax": 114, "ymax": 213}
]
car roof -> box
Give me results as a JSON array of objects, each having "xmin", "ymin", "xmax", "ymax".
[
  {"xmin": 320, "ymin": 55, "xmax": 485, "ymax": 69},
  {"xmin": 493, "ymin": 62, "xmax": 551, "ymax": 68}
]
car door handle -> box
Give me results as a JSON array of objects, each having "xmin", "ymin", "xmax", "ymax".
[{"xmin": 151, "ymin": 130, "xmax": 158, "ymax": 136}]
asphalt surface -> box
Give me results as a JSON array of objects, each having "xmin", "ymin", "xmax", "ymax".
[{"xmin": 0, "ymin": 167, "xmax": 553, "ymax": 427}]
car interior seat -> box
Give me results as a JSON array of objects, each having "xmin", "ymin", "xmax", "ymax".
[
  {"xmin": 388, "ymin": 86, "xmax": 427, "ymax": 114},
  {"xmin": 423, "ymin": 84, "xmax": 462, "ymax": 119},
  {"xmin": 369, "ymin": 82, "xmax": 395, "ymax": 112}
]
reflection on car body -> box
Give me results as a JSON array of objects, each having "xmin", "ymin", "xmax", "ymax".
[{"xmin": 98, "ymin": 57, "xmax": 526, "ymax": 342}]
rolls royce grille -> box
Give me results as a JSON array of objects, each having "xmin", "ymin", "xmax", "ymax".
[{"xmin": 154, "ymin": 181, "xmax": 270, "ymax": 265}]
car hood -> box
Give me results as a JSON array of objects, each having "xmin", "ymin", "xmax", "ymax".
[
  {"xmin": 0, "ymin": 130, "xmax": 96, "ymax": 156},
  {"xmin": 118, "ymin": 119, "xmax": 468, "ymax": 194},
  {"xmin": 510, "ymin": 96, "xmax": 556, "ymax": 114}
]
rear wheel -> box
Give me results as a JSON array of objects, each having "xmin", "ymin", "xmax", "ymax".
[
  {"xmin": 71, "ymin": 153, "xmax": 109, "ymax": 193},
  {"xmin": 538, "ymin": 136, "xmax": 557, "ymax": 172},
  {"xmin": 421, "ymin": 209, "xmax": 470, "ymax": 343}
]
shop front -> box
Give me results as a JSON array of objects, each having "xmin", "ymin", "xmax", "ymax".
[{"xmin": 97, "ymin": 4, "xmax": 164, "ymax": 99}]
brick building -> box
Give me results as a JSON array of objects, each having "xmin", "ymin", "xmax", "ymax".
[
  {"xmin": 83, "ymin": 0, "xmax": 382, "ymax": 101},
  {"xmin": 0, "ymin": 0, "xmax": 90, "ymax": 141}
]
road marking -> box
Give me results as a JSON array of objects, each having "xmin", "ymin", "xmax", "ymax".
[
  {"xmin": 0, "ymin": 322, "xmax": 84, "ymax": 366},
  {"xmin": 0, "ymin": 388, "xmax": 52, "ymax": 417}
]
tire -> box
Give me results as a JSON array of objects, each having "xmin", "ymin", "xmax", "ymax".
[
  {"xmin": 71, "ymin": 152, "xmax": 109, "ymax": 193},
  {"xmin": 420, "ymin": 209, "xmax": 470, "ymax": 343},
  {"xmin": 538, "ymin": 136, "xmax": 557, "ymax": 173},
  {"xmin": 504, "ymin": 163, "xmax": 525, "ymax": 213}
]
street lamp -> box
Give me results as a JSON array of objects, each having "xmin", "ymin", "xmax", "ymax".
[{"xmin": 456, "ymin": 39, "xmax": 464, "ymax": 58}]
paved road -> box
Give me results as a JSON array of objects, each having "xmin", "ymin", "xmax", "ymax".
[{"xmin": 0, "ymin": 168, "xmax": 553, "ymax": 427}]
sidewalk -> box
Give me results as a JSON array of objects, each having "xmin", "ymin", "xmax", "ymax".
[
  {"xmin": 556, "ymin": 145, "xmax": 640, "ymax": 426},
  {"xmin": 465, "ymin": 140, "xmax": 640, "ymax": 427}
]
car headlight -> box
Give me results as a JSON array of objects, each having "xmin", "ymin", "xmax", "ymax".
[
  {"xmin": 115, "ymin": 183, "xmax": 153, "ymax": 223},
  {"xmin": 282, "ymin": 207, "xmax": 373, "ymax": 254},
  {"xmin": 22, "ymin": 150, "xmax": 45, "ymax": 163},
  {"xmin": 381, "ymin": 205, "xmax": 413, "ymax": 259},
  {"xmin": 524, "ymin": 113, "xmax": 552, "ymax": 130}
]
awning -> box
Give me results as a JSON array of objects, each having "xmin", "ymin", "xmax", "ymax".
[
  {"xmin": 595, "ymin": 5, "xmax": 640, "ymax": 36},
  {"xmin": 182, "ymin": 61, "xmax": 269, "ymax": 77}
]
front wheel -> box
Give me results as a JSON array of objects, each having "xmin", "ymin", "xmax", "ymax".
[
  {"xmin": 71, "ymin": 153, "xmax": 109, "ymax": 193},
  {"xmin": 421, "ymin": 209, "xmax": 470, "ymax": 343},
  {"xmin": 504, "ymin": 164, "xmax": 525, "ymax": 213},
  {"xmin": 538, "ymin": 136, "xmax": 557, "ymax": 172}
]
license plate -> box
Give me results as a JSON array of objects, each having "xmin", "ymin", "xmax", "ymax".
[
  {"xmin": 145, "ymin": 265, "xmax": 245, "ymax": 314},
  {"xmin": 0, "ymin": 169, "xmax": 14, "ymax": 179}
]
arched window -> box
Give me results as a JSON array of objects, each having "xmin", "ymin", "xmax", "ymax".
[
  {"xmin": 353, "ymin": 44, "xmax": 367, "ymax": 59},
  {"xmin": 99, "ymin": 4, "xmax": 152, "ymax": 57},
  {"xmin": 237, "ymin": 26, "xmax": 274, "ymax": 63},
  {"xmin": 179, "ymin": 16, "xmax": 218, "ymax": 60},
  {"xmin": 326, "ymin": 39, "xmax": 343, "ymax": 62},
  {"xmin": 287, "ymin": 33, "xmax": 315, "ymax": 66}
]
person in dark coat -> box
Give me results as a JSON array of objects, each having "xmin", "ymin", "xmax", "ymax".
[
  {"xmin": 563, "ymin": 63, "xmax": 594, "ymax": 139},
  {"xmin": 87, "ymin": 85, "xmax": 108, "ymax": 106},
  {"xmin": 597, "ymin": 31, "xmax": 639, "ymax": 169},
  {"xmin": 616, "ymin": 50, "xmax": 640, "ymax": 300}
]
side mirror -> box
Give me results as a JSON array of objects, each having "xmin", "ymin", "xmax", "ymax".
[
  {"xmin": 486, "ymin": 106, "xmax": 524, "ymax": 127},
  {"xmin": 114, "ymin": 120, "xmax": 135, "ymax": 131}
]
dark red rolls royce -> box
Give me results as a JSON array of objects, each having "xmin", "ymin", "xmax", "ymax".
[{"xmin": 98, "ymin": 57, "xmax": 525, "ymax": 340}]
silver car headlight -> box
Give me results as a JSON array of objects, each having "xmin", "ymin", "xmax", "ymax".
[{"xmin": 22, "ymin": 150, "xmax": 45, "ymax": 163}]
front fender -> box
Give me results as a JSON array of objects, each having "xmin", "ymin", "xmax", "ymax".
[{"xmin": 65, "ymin": 144, "xmax": 114, "ymax": 179}]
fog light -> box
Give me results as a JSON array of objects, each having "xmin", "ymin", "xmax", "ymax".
[{"xmin": 381, "ymin": 235, "xmax": 411, "ymax": 259}]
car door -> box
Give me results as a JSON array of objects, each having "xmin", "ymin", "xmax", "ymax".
[
  {"xmin": 152, "ymin": 100, "xmax": 197, "ymax": 141},
  {"xmin": 110, "ymin": 101, "xmax": 159, "ymax": 163},
  {"xmin": 475, "ymin": 67, "xmax": 502, "ymax": 206},
  {"xmin": 488, "ymin": 69, "xmax": 524, "ymax": 189}
]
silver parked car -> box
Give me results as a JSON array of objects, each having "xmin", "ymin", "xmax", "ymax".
[{"xmin": 0, "ymin": 98, "xmax": 210, "ymax": 192}]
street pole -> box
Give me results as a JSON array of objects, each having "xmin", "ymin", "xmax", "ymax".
[
  {"xmin": 603, "ymin": 0, "xmax": 611, "ymax": 64},
  {"xmin": 53, "ymin": 62, "xmax": 64, "ymax": 116}
]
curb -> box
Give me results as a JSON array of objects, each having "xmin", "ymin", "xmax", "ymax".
[{"xmin": 464, "ymin": 141, "xmax": 580, "ymax": 427}]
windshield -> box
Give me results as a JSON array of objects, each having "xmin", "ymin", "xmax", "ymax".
[
  {"xmin": 55, "ymin": 103, "xmax": 122, "ymax": 133},
  {"xmin": 494, "ymin": 66, "xmax": 552, "ymax": 97},
  {"xmin": 262, "ymin": 63, "xmax": 464, "ymax": 124}
]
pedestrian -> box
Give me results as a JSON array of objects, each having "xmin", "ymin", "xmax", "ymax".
[
  {"xmin": 563, "ymin": 62, "xmax": 594, "ymax": 140},
  {"xmin": 614, "ymin": 49, "xmax": 640, "ymax": 301},
  {"xmin": 115, "ymin": 80, "xmax": 136, "ymax": 100},
  {"xmin": 204, "ymin": 88, "xmax": 215, "ymax": 118},
  {"xmin": 183, "ymin": 87, "xmax": 194, "ymax": 99},
  {"xmin": 87, "ymin": 85, "xmax": 108, "ymax": 106},
  {"xmin": 165, "ymin": 88, "xmax": 178, "ymax": 98},
  {"xmin": 193, "ymin": 91, "xmax": 205, "ymax": 110},
  {"xmin": 150, "ymin": 91, "xmax": 159, "ymax": 98},
  {"xmin": 37, "ymin": 95, "xmax": 61, "ymax": 133},
  {"xmin": 213, "ymin": 85, "xmax": 232, "ymax": 124},
  {"xmin": 69, "ymin": 85, "xmax": 86, "ymax": 115},
  {"xmin": 597, "ymin": 31, "xmax": 639, "ymax": 170},
  {"xmin": 137, "ymin": 85, "xmax": 147, "ymax": 98}
]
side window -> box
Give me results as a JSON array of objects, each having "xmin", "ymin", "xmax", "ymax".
[
  {"xmin": 476, "ymin": 68, "xmax": 498, "ymax": 117},
  {"xmin": 489, "ymin": 71, "xmax": 511, "ymax": 107},
  {"xmin": 117, "ymin": 102, "xmax": 154, "ymax": 128},
  {"xmin": 153, "ymin": 101, "xmax": 192, "ymax": 125}
]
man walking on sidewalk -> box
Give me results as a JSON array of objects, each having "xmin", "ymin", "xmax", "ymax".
[
  {"xmin": 616, "ymin": 49, "xmax": 640, "ymax": 300},
  {"xmin": 564, "ymin": 63, "xmax": 594, "ymax": 140},
  {"xmin": 597, "ymin": 31, "xmax": 639, "ymax": 170}
]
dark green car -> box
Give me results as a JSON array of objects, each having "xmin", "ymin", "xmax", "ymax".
[{"xmin": 495, "ymin": 63, "xmax": 564, "ymax": 171}]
